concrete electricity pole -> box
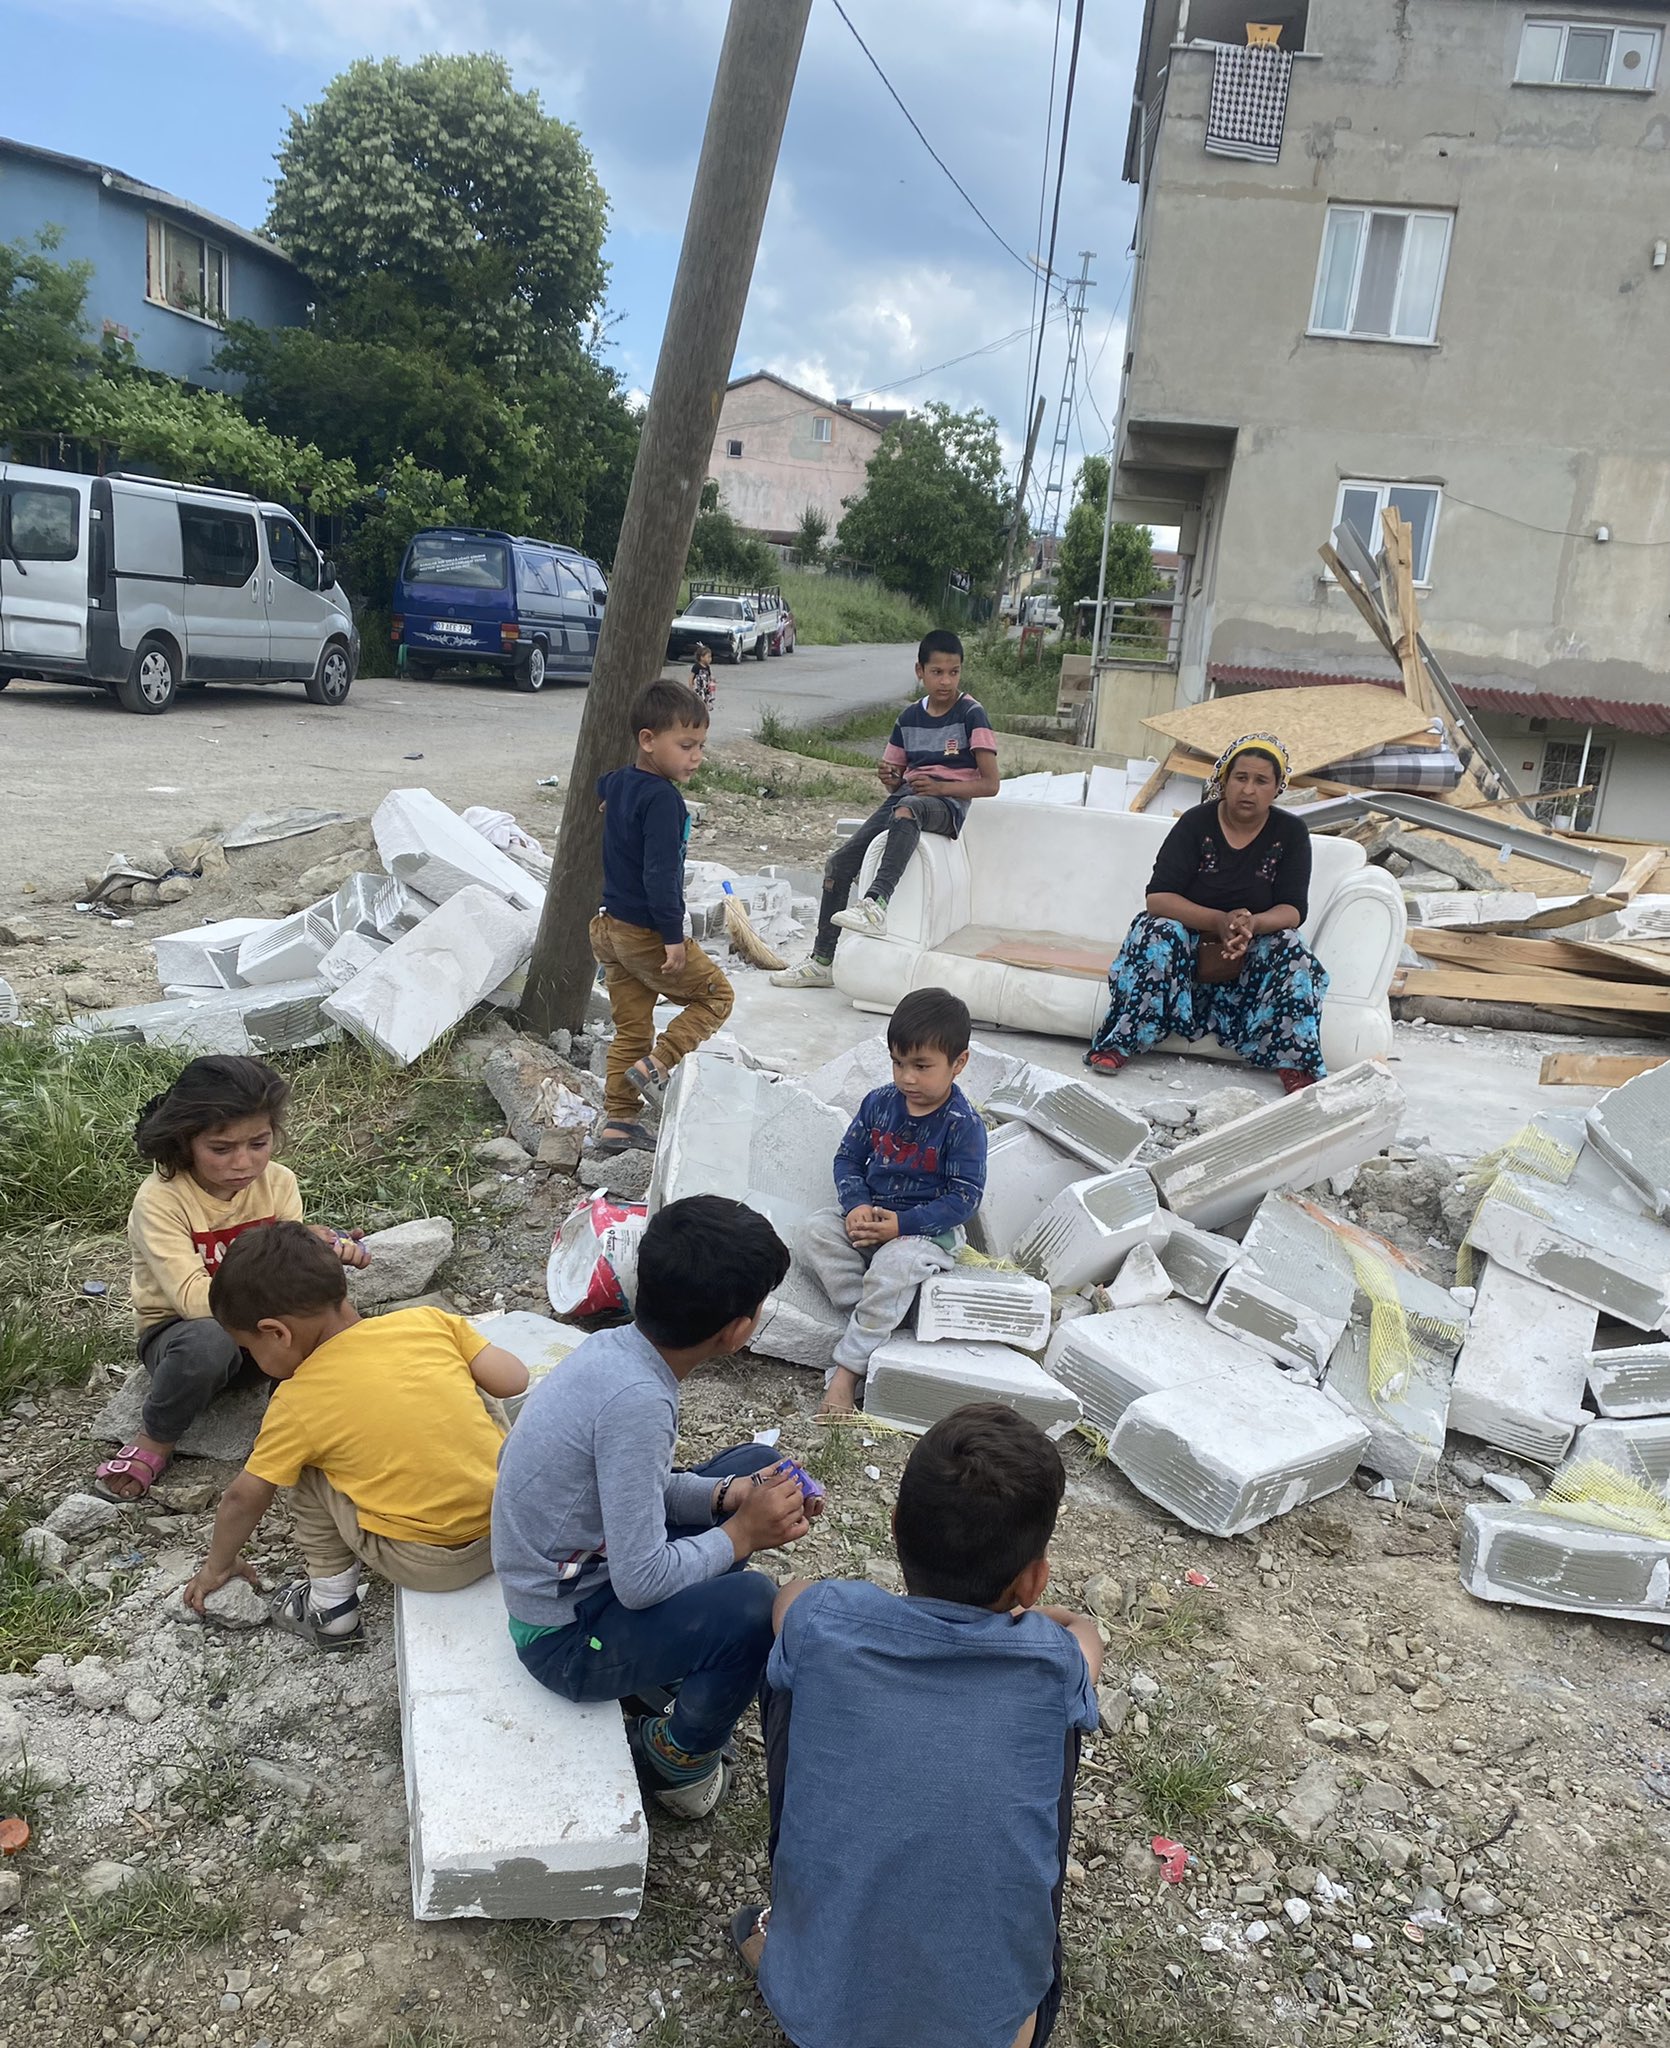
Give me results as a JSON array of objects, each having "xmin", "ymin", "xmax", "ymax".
[
  {"xmin": 521, "ymin": 0, "xmax": 814, "ymax": 1034},
  {"xmin": 997, "ymin": 395, "xmax": 1046, "ymax": 619}
]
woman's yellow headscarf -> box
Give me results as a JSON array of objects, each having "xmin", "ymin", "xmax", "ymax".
[{"xmin": 1205, "ymin": 731, "xmax": 1291, "ymax": 800}]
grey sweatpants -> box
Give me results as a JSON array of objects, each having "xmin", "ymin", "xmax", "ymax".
[{"xmin": 800, "ymin": 1208, "xmax": 960, "ymax": 1378}]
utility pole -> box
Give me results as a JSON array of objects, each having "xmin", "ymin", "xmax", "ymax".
[
  {"xmin": 997, "ymin": 395, "xmax": 1046, "ymax": 620},
  {"xmin": 521, "ymin": 0, "xmax": 814, "ymax": 1034},
  {"xmin": 1034, "ymin": 251, "xmax": 1095, "ymax": 562}
]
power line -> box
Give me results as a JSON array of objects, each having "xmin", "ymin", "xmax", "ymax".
[
  {"xmin": 1023, "ymin": 0, "xmax": 1066, "ymax": 428},
  {"xmin": 1016, "ymin": 0, "xmax": 1087, "ymax": 523},
  {"xmin": 1441, "ymin": 488, "xmax": 1670, "ymax": 547},
  {"xmin": 830, "ymin": 0, "xmax": 1039, "ymax": 281}
]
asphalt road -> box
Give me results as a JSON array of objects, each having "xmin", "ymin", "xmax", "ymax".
[{"xmin": 0, "ymin": 643, "xmax": 912, "ymax": 895}]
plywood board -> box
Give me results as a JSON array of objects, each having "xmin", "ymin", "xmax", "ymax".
[
  {"xmin": 1391, "ymin": 967, "xmax": 1670, "ymax": 1014},
  {"xmin": 1538, "ymin": 1052, "xmax": 1669, "ymax": 1087},
  {"xmin": 977, "ymin": 940, "xmax": 1113, "ymax": 980},
  {"xmin": 1143, "ymin": 687, "xmax": 1432, "ymax": 780}
]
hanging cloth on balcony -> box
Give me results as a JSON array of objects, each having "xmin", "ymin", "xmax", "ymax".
[{"xmin": 1204, "ymin": 43, "xmax": 1293, "ymax": 164}]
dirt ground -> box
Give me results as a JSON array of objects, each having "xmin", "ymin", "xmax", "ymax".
[{"xmin": 2, "ymin": 756, "xmax": 1667, "ymax": 2048}]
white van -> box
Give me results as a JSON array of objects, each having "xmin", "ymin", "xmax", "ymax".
[{"xmin": 0, "ymin": 464, "xmax": 359, "ymax": 714}]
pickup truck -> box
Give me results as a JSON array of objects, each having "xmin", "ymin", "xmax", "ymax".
[{"xmin": 667, "ymin": 593, "xmax": 765, "ymax": 664}]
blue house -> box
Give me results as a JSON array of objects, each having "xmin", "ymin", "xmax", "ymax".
[{"xmin": 0, "ymin": 135, "xmax": 309, "ymax": 389}]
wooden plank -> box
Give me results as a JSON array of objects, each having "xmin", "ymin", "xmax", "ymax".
[
  {"xmin": 1614, "ymin": 848, "xmax": 1665, "ymax": 900},
  {"xmin": 977, "ymin": 940, "xmax": 1112, "ymax": 979},
  {"xmin": 1407, "ymin": 927, "xmax": 1670, "ymax": 985},
  {"xmin": 1127, "ymin": 758, "xmax": 1170, "ymax": 815},
  {"xmin": 1471, "ymin": 780, "xmax": 1589, "ymax": 817},
  {"xmin": 1538, "ymin": 1052, "xmax": 1670, "ymax": 1087},
  {"xmin": 1382, "ymin": 509, "xmax": 1438, "ymax": 720},
  {"xmin": 1318, "ymin": 543, "xmax": 1400, "ymax": 657},
  {"xmin": 1143, "ymin": 686, "xmax": 1433, "ymax": 781},
  {"xmin": 1472, "ymin": 892, "xmax": 1625, "ymax": 935},
  {"xmin": 1391, "ymin": 966, "xmax": 1670, "ymax": 1013}
]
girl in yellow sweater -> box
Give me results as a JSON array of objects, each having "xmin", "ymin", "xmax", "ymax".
[{"xmin": 93, "ymin": 1056, "xmax": 368, "ymax": 1502}]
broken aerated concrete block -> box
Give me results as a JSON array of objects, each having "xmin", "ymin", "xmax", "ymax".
[
  {"xmin": 967, "ymin": 1123, "xmax": 1087, "ymax": 1261},
  {"xmin": 986, "ymin": 1070, "xmax": 1148, "ymax": 1172},
  {"xmin": 1207, "ymin": 1195, "xmax": 1357, "ymax": 1379},
  {"xmin": 398, "ymin": 1575, "xmax": 645, "ymax": 1920},
  {"xmin": 474, "ymin": 1310, "xmax": 584, "ymax": 1425},
  {"xmin": 1109, "ymin": 1369, "xmax": 1370, "ymax": 1538},
  {"xmin": 1584, "ymin": 1060, "xmax": 1670, "ymax": 1221},
  {"xmin": 1587, "ymin": 1337, "xmax": 1670, "ymax": 1420},
  {"xmin": 331, "ymin": 871, "xmax": 385, "ymax": 940},
  {"xmin": 61, "ymin": 979, "xmax": 335, "ymax": 1056},
  {"xmin": 1105, "ymin": 1241, "xmax": 1172, "ymax": 1309},
  {"xmin": 149, "ymin": 916, "xmax": 275, "ymax": 990},
  {"xmin": 236, "ymin": 901, "xmax": 337, "ymax": 986},
  {"xmin": 1449, "ymin": 1261, "xmax": 1594, "ymax": 1463},
  {"xmin": 375, "ymin": 788, "xmax": 545, "ymax": 917},
  {"xmin": 1148, "ymin": 1060, "xmax": 1404, "ymax": 1234},
  {"xmin": 323, "ymin": 887, "xmax": 536, "ymax": 1068},
  {"xmin": 1012, "ymin": 1170, "xmax": 1160, "ymax": 1292},
  {"xmin": 317, "ymin": 930, "xmax": 389, "ymax": 991},
  {"xmin": 374, "ymin": 876, "xmax": 433, "ymax": 939},
  {"xmin": 1559, "ymin": 1415, "xmax": 1670, "ymax": 1491},
  {"xmin": 1463, "ymin": 1172, "xmax": 1670, "ymax": 1332},
  {"xmin": 1043, "ymin": 1304, "xmax": 1246, "ymax": 1441},
  {"xmin": 800, "ymin": 1033, "xmax": 1026, "ymax": 1119},
  {"xmin": 1152, "ymin": 1217, "xmax": 1243, "ymax": 1304},
  {"xmin": 864, "ymin": 1336, "xmax": 1081, "ymax": 1439},
  {"xmin": 915, "ymin": 1267, "xmax": 1052, "ymax": 1351},
  {"xmin": 1458, "ymin": 1504, "xmax": 1670, "ymax": 1626}
]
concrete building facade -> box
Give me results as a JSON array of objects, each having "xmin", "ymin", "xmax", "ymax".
[
  {"xmin": 709, "ymin": 373, "xmax": 885, "ymax": 545},
  {"xmin": 0, "ymin": 136, "xmax": 309, "ymax": 391},
  {"xmin": 1108, "ymin": 0, "xmax": 1670, "ymax": 836}
]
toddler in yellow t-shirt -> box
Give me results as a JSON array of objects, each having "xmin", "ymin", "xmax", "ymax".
[{"xmin": 183, "ymin": 1222, "xmax": 529, "ymax": 1650}]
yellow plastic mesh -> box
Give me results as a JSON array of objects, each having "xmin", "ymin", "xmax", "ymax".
[
  {"xmin": 1324, "ymin": 1216, "xmax": 1461, "ymax": 1415},
  {"xmin": 953, "ymin": 1244, "xmax": 1020, "ymax": 1273},
  {"xmin": 1540, "ymin": 1457, "xmax": 1670, "ymax": 1542},
  {"xmin": 1454, "ymin": 1140, "xmax": 1566, "ymax": 1287}
]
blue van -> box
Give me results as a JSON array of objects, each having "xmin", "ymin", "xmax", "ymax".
[{"xmin": 392, "ymin": 529, "xmax": 608, "ymax": 692}]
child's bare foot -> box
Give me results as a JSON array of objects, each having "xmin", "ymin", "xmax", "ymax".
[{"xmin": 817, "ymin": 1368, "xmax": 861, "ymax": 1417}]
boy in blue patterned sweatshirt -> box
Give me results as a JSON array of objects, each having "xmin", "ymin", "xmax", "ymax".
[{"xmin": 800, "ymin": 989, "xmax": 987, "ymax": 1414}]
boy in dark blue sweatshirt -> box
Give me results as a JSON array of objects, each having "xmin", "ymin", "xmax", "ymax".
[
  {"xmin": 800, "ymin": 988, "xmax": 987, "ymax": 1413},
  {"xmin": 592, "ymin": 680, "xmax": 734, "ymax": 1156}
]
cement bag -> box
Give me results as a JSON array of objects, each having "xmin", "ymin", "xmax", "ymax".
[{"xmin": 547, "ymin": 1195, "xmax": 647, "ymax": 1317}]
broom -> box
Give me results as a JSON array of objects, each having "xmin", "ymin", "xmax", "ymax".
[{"xmin": 722, "ymin": 880, "xmax": 788, "ymax": 973}]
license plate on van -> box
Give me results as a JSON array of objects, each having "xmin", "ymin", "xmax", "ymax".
[{"xmin": 430, "ymin": 622, "xmax": 474, "ymax": 637}]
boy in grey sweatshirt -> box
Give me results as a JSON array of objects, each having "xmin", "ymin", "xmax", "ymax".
[{"xmin": 493, "ymin": 1195, "xmax": 819, "ymax": 1820}]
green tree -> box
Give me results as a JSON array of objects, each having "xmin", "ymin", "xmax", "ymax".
[
  {"xmin": 791, "ymin": 504, "xmax": 828, "ymax": 566},
  {"xmin": 0, "ymin": 231, "xmax": 94, "ymax": 442},
  {"xmin": 1052, "ymin": 454, "xmax": 1157, "ymax": 616},
  {"xmin": 835, "ymin": 403, "xmax": 1007, "ymax": 608},
  {"xmin": 687, "ymin": 500, "xmax": 776, "ymax": 588},
  {"xmin": 267, "ymin": 53, "xmax": 608, "ymax": 369}
]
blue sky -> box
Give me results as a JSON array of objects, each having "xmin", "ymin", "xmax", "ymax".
[{"xmin": 0, "ymin": 0, "xmax": 1138, "ymax": 490}]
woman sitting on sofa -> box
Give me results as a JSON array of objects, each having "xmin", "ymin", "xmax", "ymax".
[{"xmin": 1086, "ymin": 733, "xmax": 1328, "ymax": 1094}]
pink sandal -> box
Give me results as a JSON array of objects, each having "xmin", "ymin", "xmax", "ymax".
[{"xmin": 93, "ymin": 1443, "xmax": 169, "ymax": 1502}]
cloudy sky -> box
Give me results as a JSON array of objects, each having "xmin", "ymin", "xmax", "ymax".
[{"xmin": 1, "ymin": 0, "xmax": 1139, "ymax": 501}]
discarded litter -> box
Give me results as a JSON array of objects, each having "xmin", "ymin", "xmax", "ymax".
[{"xmin": 1151, "ymin": 1836, "xmax": 1190, "ymax": 1883}]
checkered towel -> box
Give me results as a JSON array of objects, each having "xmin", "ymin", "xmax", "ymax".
[
  {"xmin": 1321, "ymin": 739, "xmax": 1464, "ymax": 793},
  {"xmin": 1205, "ymin": 44, "xmax": 1293, "ymax": 164}
]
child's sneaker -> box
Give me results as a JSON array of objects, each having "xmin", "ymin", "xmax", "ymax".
[
  {"xmin": 770, "ymin": 956, "xmax": 834, "ymax": 988},
  {"xmin": 267, "ymin": 1580, "xmax": 365, "ymax": 1651},
  {"xmin": 832, "ymin": 896, "xmax": 888, "ymax": 936},
  {"xmin": 629, "ymin": 1711, "xmax": 731, "ymax": 1820}
]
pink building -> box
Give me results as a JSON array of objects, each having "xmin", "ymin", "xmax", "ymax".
[{"xmin": 709, "ymin": 373, "xmax": 887, "ymax": 546}]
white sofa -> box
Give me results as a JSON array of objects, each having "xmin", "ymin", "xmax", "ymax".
[{"xmin": 831, "ymin": 801, "xmax": 1406, "ymax": 1072}]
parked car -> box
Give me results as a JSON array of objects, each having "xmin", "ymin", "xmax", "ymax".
[
  {"xmin": 667, "ymin": 592, "xmax": 764, "ymax": 664},
  {"xmin": 0, "ymin": 464, "xmax": 357, "ymax": 715},
  {"xmin": 392, "ymin": 529, "xmax": 609, "ymax": 692},
  {"xmin": 744, "ymin": 588, "xmax": 796, "ymax": 655},
  {"xmin": 771, "ymin": 597, "xmax": 797, "ymax": 656}
]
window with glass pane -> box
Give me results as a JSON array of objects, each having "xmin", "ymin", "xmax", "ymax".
[
  {"xmin": 8, "ymin": 487, "xmax": 78, "ymax": 560},
  {"xmin": 1333, "ymin": 481, "xmax": 1441, "ymax": 583},
  {"xmin": 1516, "ymin": 20, "xmax": 1661, "ymax": 88},
  {"xmin": 180, "ymin": 508, "xmax": 257, "ymax": 587},
  {"xmin": 812, "ymin": 417, "xmax": 832, "ymax": 443},
  {"xmin": 1309, "ymin": 207, "xmax": 1451, "ymax": 343},
  {"xmin": 147, "ymin": 218, "xmax": 227, "ymax": 318},
  {"xmin": 1536, "ymin": 738, "xmax": 1606, "ymax": 832}
]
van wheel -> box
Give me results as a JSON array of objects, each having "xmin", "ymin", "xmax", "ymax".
[
  {"xmin": 306, "ymin": 642, "xmax": 353, "ymax": 707},
  {"xmin": 406, "ymin": 656, "xmax": 437, "ymax": 681},
  {"xmin": 513, "ymin": 641, "xmax": 547, "ymax": 693},
  {"xmin": 117, "ymin": 637, "xmax": 178, "ymax": 714}
]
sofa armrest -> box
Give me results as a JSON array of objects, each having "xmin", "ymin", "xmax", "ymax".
[
  {"xmin": 1308, "ymin": 864, "xmax": 1407, "ymax": 1004},
  {"xmin": 855, "ymin": 830, "xmax": 969, "ymax": 950}
]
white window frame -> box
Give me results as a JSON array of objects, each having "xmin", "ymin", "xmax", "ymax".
[
  {"xmin": 1516, "ymin": 18, "xmax": 1661, "ymax": 90},
  {"xmin": 725, "ymin": 438, "xmax": 743, "ymax": 459},
  {"xmin": 146, "ymin": 216, "xmax": 229, "ymax": 325},
  {"xmin": 811, "ymin": 415, "xmax": 833, "ymax": 443},
  {"xmin": 1308, "ymin": 205, "xmax": 1453, "ymax": 346},
  {"xmin": 1331, "ymin": 480, "xmax": 1443, "ymax": 587}
]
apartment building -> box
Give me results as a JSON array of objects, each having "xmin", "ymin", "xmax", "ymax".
[
  {"xmin": 708, "ymin": 373, "xmax": 886, "ymax": 545},
  {"xmin": 1105, "ymin": 0, "xmax": 1670, "ymax": 836}
]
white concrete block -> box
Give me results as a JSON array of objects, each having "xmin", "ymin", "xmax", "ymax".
[
  {"xmin": 915, "ymin": 1267, "xmax": 1052, "ymax": 1351},
  {"xmin": 205, "ymin": 940, "xmax": 250, "ymax": 989},
  {"xmin": 1586, "ymin": 1338, "xmax": 1670, "ymax": 1420},
  {"xmin": 1207, "ymin": 1196, "xmax": 1357, "ymax": 1378},
  {"xmin": 1560, "ymin": 1415, "xmax": 1670, "ymax": 1491},
  {"xmin": 374, "ymin": 788, "xmax": 545, "ymax": 915},
  {"xmin": 322, "ymin": 887, "xmax": 537, "ymax": 1067},
  {"xmin": 374, "ymin": 876, "xmax": 433, "ymax": 938},
  {"xmin": 1109, "ymin": 1372, "xmax": 1370, "ymax": 1537},
  {"xmin": 986, "ymin": 1070, "xmax": 1148, "ymax": 1172},
  {"xmin": 1012, "ymin": 1170, "xmax": 1161, "ymax": 1291},
  {"xmin": 475, "ymin": 1310, "xmax": 584, "ymax": 1424},
  {"xmin": 1043, "ymin": 1304, "xmax": 1246, "ymax": 1440},
  {"xmin": 1458, "ymin": 1504, "xmax": 1670, "ymax": 1625},
  {"xmin": 60, "ymin": 979, "xmax": 335, "ymax": 1056},
  {"xmin": 1152, "ymin": 1218, "xmax": 1243, "ymax": 1304},
  {"xmin": 1149, "ymin": 1061, "xmax": 1404, "ymax": 1233},
  {"xmin": 149, "ymin": 917, "xmax": 275, "ymax": 990},
  {"xmin": 752, "ymin": 1268, "xmax": 845, "ymax": 1373},
  {"xmin": 331, "ymin": 872, "xmax": 385, "ymax": 939},
  {"xmin": 1585, "ymin": 1060, "xmax": 1670, "ymax": 1220},
  {"xmin": 397, "ymin": 1576, "xmax": 645, "ymax": 1920},
  {"xmin": 800, "ymin": 1034, "xmax": 1026, "ymax": 1118},
  {"xmin": 995, "ymin": 771, "xmax": 1053, "ymax": 804},
  {"xmin": 318, "ymin": 930, "xmax": 389, "ymax": 991},
  {"xmin": 236, "ymin": 902, "xmax": 336, "ymax": 986},
  {"xmin": 1105, "ymin": 1241, "xmax": 1173, "ymax": 1308},
  {"xmin": 864, "ymin": 1336, "xmax": 1081, "ymax": 1438},
  {"xmin": 1449, "ymin": 1262, "xmax": 1595, "ymax": 1463},
  {"xmin": 1043, "ymin": 772, "xmax": 1087, "ymax": 806},
  {"xmin": 1464, "ymin": 1172, "xmax": 1670, "ymax": 1332},
  {"xmin": 968, "ymin": 1123, "xmax": 1088, "ymax": 1260},
  {"xmin": 1084, "ymin": 765, "xmax": 1128, "ymax": 814},
  {"xmin": 1406, "ymin": 892, "xmax": 1538, "ymax": 929}
]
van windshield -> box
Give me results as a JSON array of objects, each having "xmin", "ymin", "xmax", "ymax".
[
  {"xmin": 404, "ymin": 536, "xmax": 510, "ymax": 589},
  {"xmin": 687, "ymin": 597, "xmax": 743, "ymax": 619}
]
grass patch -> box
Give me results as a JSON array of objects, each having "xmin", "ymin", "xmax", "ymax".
[
  {"xmin": 0, "ymin": 1030, "xmax": 487, "ymax": 1236},
  {"xmin": 0, "ymin": 1501, "xmax": 104, "ymax": 1672},
  {"xmin": 1065, "ymin": 1920, "xmax": 1253, "ymax": 2048},
  {"xmin": 387, "ymin": 2023, "xmax": 473, "ymax": 2048},
  {"xmin": 171, "ymin": 1741, "xmax": 250, "ymax": 1825},
  {"xmin": 34, "ymin": 1868, "xmax": 244, "ymax": 1980},
  {"xmin": 689, "ymin": 755, "xmax": 856, "ymax": 805},
  {"xmin": 0, "ymin": 1263, "xmax": 126, "ymax": 1411},
  {"xmin": 777, "ymin": 570, "xmax": 933, "ymax": 648},
  {"xmin": 0, "ymin": 1751, "xmax": 63, "ymax": 1835},
  {"xmin": 1129, "ymin": 1591, "xmax": 1228, "ymax": 1654},
  {"xmin": 755, "ymin": 706, "xmax": 892, "ymax": 774},
  {"xmin": 802, "ymin": 1420, "xmax": 867, "ymax": 1487},
  {"xmin": 1114, "ymin": 1697, "xmax": 1249, "ymax": 1835}
]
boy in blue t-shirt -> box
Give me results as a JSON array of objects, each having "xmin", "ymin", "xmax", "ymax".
[
  {"xmin": 800, "ymin": 988, "xmax": 987, "ymax": 1415},
  {"xmin": 771, "ymin": 629, "xmax": 999, "ymax": 989},
  {"xmin": 592, "ymin": 679, "xmax": 734, "ymax": 1157},
  {"xmin": 731, "ymin": 1403, "xmax": 1103, "ymax": 2048}
]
